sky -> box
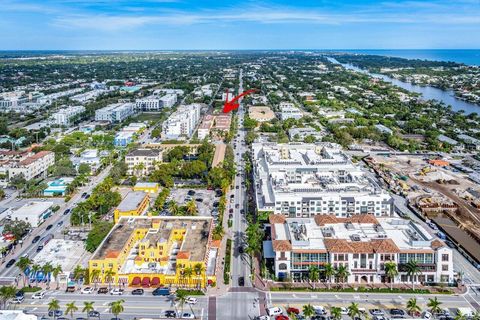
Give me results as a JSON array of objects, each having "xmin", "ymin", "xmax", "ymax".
[{"xmin": 0, "ymin": 0, "xmax": 479, "ymax": 50}]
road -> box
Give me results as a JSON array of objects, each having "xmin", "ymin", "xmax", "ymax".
[{"xmin": 0, "ymin": 165, "xmax": 112, "ymax": 280}]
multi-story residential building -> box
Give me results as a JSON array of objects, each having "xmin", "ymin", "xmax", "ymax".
[
  {"xmin": 95, "ymin": 103, "xmax": 135, "ymax": 123},
  {"xmin": 125, "ymin": 149, "xmax": 162, "ymax": 176},
  {"xmin": 162, "ymin": 104, "xmax": 202, "ymax": 139},
  {"xmin": 135, "ymin": 96, "xmax": 162, "ymax": 111},
  {"xmin": 457, "ymin": 134, "xmax": 480, "ymax": 151},
  {"xmin": 197, "ymin": 114, "xmax": 231, "ymax": 140},
  {"xmin": 88, "ymin": 216, "xmax": 217, "ymax": 288},
  {"xmin": 160, "ymin": 94, "xmax": 177, "ymax": 108},
  {"xmin": 288, "ymin": 127, "xmax": 325, "ymax": 141},
  {"xmin": 8, "ymin": 151, "xmax": 55, "ymax": 181},
  {"xmin": 279, "ymin": 102, "xmax": 303, "ymax": 120},
  {"xmin": 113, "ymin": 191, "xmax": 150, "ymax": 222},
  {"xmin": 252, "ymin": 143, "xmax": 393, "ymax": 217},
  {"xmin": 49, "ymin": 105, "xmax": 85, "ymax": 126},
  {"xmin": 266, "ymin": 214, "xmax": 454, "ymax": 284}
]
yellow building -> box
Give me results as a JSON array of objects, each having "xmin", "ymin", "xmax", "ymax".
[
  {"xmin": 133, "ymin": 182, "xmax": 159, "ymax": 194},
  {"xmin": 88, "ymin": 216, "xmax": 216, "ymax": 289},
  {"xmin": 113, "ymin": 191, "xmax": 150, "ymax": 223}
]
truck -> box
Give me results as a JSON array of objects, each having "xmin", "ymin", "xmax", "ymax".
[{"xmin": 152, "ymin": 287, "xmax": 170, "ymax": 296}]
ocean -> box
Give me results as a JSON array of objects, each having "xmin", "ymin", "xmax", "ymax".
[{"xmin": 338, "ymin": 49, "xmax": 480, "ymax": 66}]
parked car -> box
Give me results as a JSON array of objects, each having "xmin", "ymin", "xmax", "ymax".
[
  {"xmin": 97, "ymin": 287, "xmax": 108, "ymax": 294},
  {"xmin": 266, "ymin": 307, "xmax": 282, "ymax": 316},
  {"xmin": 48, "ymin": 310, "xmax": 63, "ymax": 317},
  {"xmin": 340, "ymin": 307, "xmax": 349, "ymax": 315},
  {"xmin": 286, "ymin": 307, "xmax": 300, "ymax": 314},
  {"xmin": 5, "ymin": 259, "xmax": 16, "ymax": 268},
  {"xmin": 152, "ymin": 287, "xmax": 170, "ymax": 296},
  {"xmin": 390, "ymin": 309, "xmax": 406, "ymax": 318},
  {"xmin": 370, "ymin": 309, "xmax": 384, "ymax": 316},
  {"xmin": 181, "ymin": 313, "xmax": 195, "ymax": 319},
  {"xmin": 88, "ymin": 311, "xmax": 100, "ymax": 318},
  {"xmin": 314, "ymin": 306, "xmax": 327, "ymax": 315},
  {"xmin": 81, "ymin": 287, "xmax": 94, "ymax": 294},
  {"xmin": 187, "ymin": 190, "xmax": 195, "ymax": 196},
  {"xmin": 110, "ymin": 288, "xmax": 124, "ymax": 295},
  {"xmin": 276, "ymin": 316, "xmax": 289, "ymax": 320},
  {"xmin": 65, "ymin": 286, "xmax": 76, "ymax": 293},
  {"xmin": 422, "ymin": 311, "xmax": 433, "ymax": 319},
  {"xmin": 32, "ymin": 291, "xmax": 46, "ymax": 299},
  {"xmin": 238, "ymin": 276, "xmax": 245, "ymax": 286},
  {"xmin": 238, "ymin": 246, "xmax": 244, "ymax": 254},
  {"xmin": 185, "ymin": 297, "xmax": 198, "ymax": 304},
  {"xmin": 131, "ymin": 288, "xmax": 144, "ymax": 295},
  {"xmin": 164, "ymin": 310, "xmax": 177, "ymax": 318}
]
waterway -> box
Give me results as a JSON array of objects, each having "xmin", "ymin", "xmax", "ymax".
[{"xmin": 327, "ymin": 57, "xmax": 480, "ymax": 115}]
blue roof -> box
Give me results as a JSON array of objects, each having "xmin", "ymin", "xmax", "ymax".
[{"xmin": 263, "ymin": 241, "xmax": 275, "ymax": 259}]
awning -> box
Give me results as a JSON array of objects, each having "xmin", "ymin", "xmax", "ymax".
[
  {"xmin": 141, "ymin": 277, "xmax": 150, "ymax": 287},
  {"xmin": 131, "ymin": 277, "xmax": 141, "ymax": 286},
  {"xmin": 263, "ymin": 241, "xmax": 275, "ymax": 259},
  {"xmin": 151, "ymin": 277, "xmax": 160, "ymax": 286}
]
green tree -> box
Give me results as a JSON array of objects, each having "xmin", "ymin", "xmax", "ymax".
[
  {"xmin": 15, "ymin": 256, "xmax": 32, "ymax": 287},
  {"xmin": 405, "ymin": 260, "xmax": 422, "ymax": 290},
  {"xmin": 303, "ymin": 304, "xmax": 315, "ymax": 319},
  {"xmin": 85, "ymin": 221, "xmax": 113, "ymax": 252},
  {"xmin": 175, "ymin": 289, "xmax": 188, "ymax": 315},
  {"xmin": 52, "ymin": 264, "xmax": 63, "ymax": 290},
  {"xmin": 0, "ymin": 286, "xmax": 16, "ymax": 309},
  {"xmin": 3, "ymin": 220, "xmax": 31, "ymax": 241},
  {"xmin": 105, "ymin": 269, "xmax": 116, "ymax": 289},
  {"xmin": 108, "ymin": 299, "xmax": 125, "ymax": 320},
  {"xmin": 168, "ymin": 200, "xmax": 180, "ymax": 216},
  {"xmin": 48, "ymin": 299, "xmax": 61, "ymax": 320},
  {"xmin": 42, "ymin": 262, "xmax": 54, "ymax": 289},
  {"xmin": 331, "ymin": 307, "xmax": 343, "ymax": 320},
  {"xmin": 82, "ymin": 301, "xmax": 95, "ymax": 320},
  {"xmin": 324, "ymin": 263, "xmax": 335, "ymax": 290},
  {"xmin": 348, "ymin": 302, "xmax": 360, "ymax": 320},
  {"xmin": 185, "ymin": 199, "xmax": 197, "ymax": 216},
  {"xmin": 406, "ymin": 298, "xmax": 421, "ymax": 316},
  {"xmin": 65, "ymin": 302, "xmax": 78, "ymax": 318},
  {"xmin": 336, "ymin": 265, "xmax": 350, "ymax": 289},
  {"xmin": 384, "ymin": 261, "xmax": 398, "ymax": 290},
  {"xmin": 308, "ymin": 266, "xmax": 320, "ymax": 289},
  {"xmin": 78, "ymin": 163, "xmax": 91, "ymax": 175},
  {"xmin": 427, "ymin": 297, "xmax": 442, "ymax": 315}
]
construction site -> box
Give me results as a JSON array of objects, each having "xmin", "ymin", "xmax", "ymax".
[{"xmin": 364, "ymin": 154, "xmax": 480, "ymax": 268}]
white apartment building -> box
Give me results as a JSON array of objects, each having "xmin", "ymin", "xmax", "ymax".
[
  {"xmin": 125, "ymin": 149, "xmax": 162, "ymax": 176},
  {"xmin": 162, "ymin": 104, "xmax": 202, "ymax": 139},
  {"xmin": 8, "ymin": 151, "xmax": 55, "ymax": 181},
  {"xmin": 49, "ymin": 105, "xmax": 85, "ymax": 126},
  {"xmin": 252, "ymin": 143, "xmax": 393, "ymax": 217},
  {"xmin": 279, "ymin": 102, "xmax": 303, "ymax": 120},
  {"xmin": 135, "ymin": 96, "xmax": 161, "ymax": 111},
  {"xmin": 267, "ymin": 214, "xmax": 454, "ymax": 284},
  {"xmin": 160, "ymin": 94, "xmax": 177, "ymax": 108},
  {"xmin": 95, "ymin": 103, "xmax": 135, "ymax": 123}
]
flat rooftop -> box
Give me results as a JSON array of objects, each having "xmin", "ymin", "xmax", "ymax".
[
  {"xmin": 13, "ymin": 201, "xmax": 53, "ymax": 215},
  {"xmin": 116, "ymin": 191, "xmax": 148, "ymax": 212},
  {"xmin": 248, "ymin": 106, "xmax": 275, "ymax": 121},
  {"xmin": 34, "ymin": 239, "xmax": 85, "ymax": 272}
]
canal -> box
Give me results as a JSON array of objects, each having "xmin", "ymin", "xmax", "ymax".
[{"xmin": 327, "ymin": 57, "xmax": 480, "ymax": 115}]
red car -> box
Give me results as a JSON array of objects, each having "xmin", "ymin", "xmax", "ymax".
[
  {"xmin": 276, "ymin": 316, "xmax": 289, "ymax": 320},
  {"xmin": 286, "ymin": 307, "xmax": 300, "ymax": 314}
]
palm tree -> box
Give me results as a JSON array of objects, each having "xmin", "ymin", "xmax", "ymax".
[
  {"xmin": 168, "ymin": 200, "xmax": 180, "ymax": 216},
  {"xmin": 348, "ymin": 302, "xmax": 360, "ymax": 320},
  {"xmin": 185, "ymin": 200, "xmax": 197, "ymax": 216},
  {"xmin": 65, "ymin": 302, "xmax": 78, "ymax": 319},
  {"xmin": 175, "ymin": 290, "xmax": 188, "ymax": 315},
  {"xmin": 427, "ymin": 297, "xmax": 442, "ymax": 315},
  {"xmin": 82, "ymin": 301, "xmax": 95, "ymax": 320},
  {"xmin": 48, "ymin": 299, "xmax": 61, "ymax": 320},
  {"xmin": 308, "ymin": 266, "xmax": 320, "ymax": 289},
  {"xmin": 455, "ymin": 311, "xmax": 467, "ymax": 320},
  {"xmin": 15, "ymin": 256, "xmax": 32, "ymax": 287},
  {"xmin": 193, "ymin": 263, "xmax": 205, "ymax": 288},
  {"xmin": 183, "ymin": 267, "xmax": 194, "ymax": 287},
  {"xmin": 384, "ymin": 261, "xmax": 398, "ymax": 290},
  {"xmin": 406, "ymin": 298, "xmax": 421, "ymax": 316},
  {"xmin": 405, "ymin": 260, "xmax": 422, "ymax": 290},
  {"xmin": 52, "ymin": 264, "xmax": 63, "ymax": 290},
  {"xmin": 471, "ymin": 312, "xmax": 480, "ymax": 320},
  {"xmin": 324, "ymin": 263, "xmax": 335, "ymax": 290},
  {"xmin": 42, "ymin": 262, "xmax": 54, "ymax": 289},
  {"xmin": 73, "ymin": 265, "xmax": 85, "ymax": 284},
  {"xmin": 336, "ymin": 265, "xmax": 350, "ymax": 289},
  {"xmin": 90, "ymin": 269, "xmax": 101, "ymax": 290},
  {"xmin": 0, "ymin": 286, "xmax": 17, "ymax": 309},
  {"xmin": 331, "ymin": 307, "xmax": 343, "ymax": 320},
  {"xmin": 108, "ymin": 299, "xmax": 125, "ymax": 320},
  {"xmin": 30, "ymin": 264, "xmax": 41, "ymax": 284},
  {"xmin": 212, "ymin": 224, "xmax": 224, "ymax": 240},
  {"xmin": 105, "ymin": 269, "xmax": 116, "ymax": 289},
  {"xmin": 303, "ymin": 304, "xmax": 315, "ymax": 319}
]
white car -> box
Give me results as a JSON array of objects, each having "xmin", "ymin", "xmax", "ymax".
[
  {"xmin": 266, "ymin": 307, "xmax": 282, "ymax": 316},
  {"xmin": 314, "ymin": 306, "xmax": 327, "ymax": 315},
  {"xmin": 81, "ymin": 287, "xmax": 94, "ymax": 294},
  {"xmin": 340, "ymin": 307, "xmax": 349, "ymax": 315},
  {"xmin": 422, "ymin": 311, "xmax": 433, "ymax": 319},
  {"xmin": 181, "ymin": 313, "xmax": 195, "ymax": 319},
  {"xmin": 110, "ymin": 288, "xmax": 124, "ymax": 295},
  {"xmin": 31, "ymin": 291, "xmax": 46, "ymax": 299},
  {"xmin": 185, "ymin": 297, "xmax": 198, "ymax": 305}
]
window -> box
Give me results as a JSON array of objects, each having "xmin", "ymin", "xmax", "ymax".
[
  {"xmin": 442, "ymin": 265, "xmax": 449, "ymax": 271},
  {"xmin": 442, "ymin": 254, "xmax": 449, "ymax": 262}
]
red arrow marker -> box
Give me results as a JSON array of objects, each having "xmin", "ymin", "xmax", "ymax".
[{"xmin": 222, "ymin": 89, "xmax": 257, "ymax": 113}]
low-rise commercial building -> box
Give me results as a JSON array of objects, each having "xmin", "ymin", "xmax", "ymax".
[
  {"xmin": 458, "ymin": 134, "xmax": 480, "ymax": 151},
  {"xmin": 133, "ymin": 182, "xmax": 159, "ymax": 194},
  {"xmin": 197, "ymin": 114, "xmax": 232, "ymax": 140},
  {"xmin": 43, "ymin": 177, "xmax": 74, "ymax": 196},
  {"xmin": 125, "ymin": 149, "xmax": 162, "ymax": 176},
  {"xmin": 252, "ymin": 143, "xmax": 393, "ymax": 217},
  {"xmin": 95, "ymin": 103, "xmax": 135, "ymax": 123},
  {"xmin": 10, "ymin": 201, "xmax": 53, "ymax": 227},
  {"xmin": 288, "ymin": 127, "xmax": 325, "ymax": 141},
  {"xmin": 89, "ymin": 216, "xmax": 217, "ymax": 288},
  {"xmin": 114, "ymin": 191, "xmax": 150, "ymax": 222},
  {"xmin": 266, "ymin": 214, "xmax": 454, "ymax": 284}
]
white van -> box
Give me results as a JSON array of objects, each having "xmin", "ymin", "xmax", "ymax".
[{"xmin": 266, "ymin": 307, "xmax": 282, "ymax": 316}]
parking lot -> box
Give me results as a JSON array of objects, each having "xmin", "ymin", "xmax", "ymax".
[{"xmin": 168, "ymin": 188, "xmax": 218, "ymax": 217}]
